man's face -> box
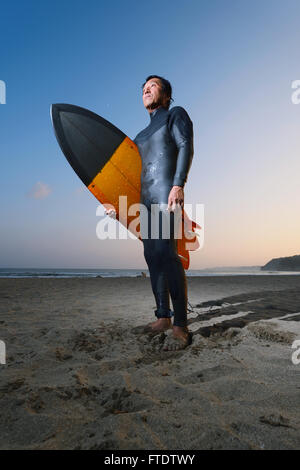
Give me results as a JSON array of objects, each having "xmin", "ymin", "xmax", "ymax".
[{"xmin": 142, "ymin": 78, "xmax": 167, "ymax": 110}]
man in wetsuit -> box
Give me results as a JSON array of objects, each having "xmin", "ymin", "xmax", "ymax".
[{"xmin": 134, "ymin": 75, "xmax": 194, "ymax": 350}]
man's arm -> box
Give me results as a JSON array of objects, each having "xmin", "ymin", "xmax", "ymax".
[
  {"xmin": 168, "ymin": 106, "xmax": 194, "ymax": 188},
  {"xmin": 167, "ymin": 107, "xmax": 194, "ymax": 211}
]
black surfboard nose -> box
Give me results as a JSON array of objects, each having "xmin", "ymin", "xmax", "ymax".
[{"xmin": 50, "ymin": 103, "xmax": 126, "ymax": 186}]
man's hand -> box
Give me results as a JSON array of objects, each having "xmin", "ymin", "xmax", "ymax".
[{"xmin": 168, "ymin": 186, "xmax": 184, "ymax": 212}]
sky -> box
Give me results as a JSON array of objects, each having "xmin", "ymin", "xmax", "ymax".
[{"xmin": 1, "ymin": 0, "xmax": 300, "ymax": 269}]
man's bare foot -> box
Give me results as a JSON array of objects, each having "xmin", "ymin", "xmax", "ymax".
[
  {"xmin": 131, "ymin": 318, "xmax": 172, "ymax": 335},
  {"xmin": 162, "ymin": 326, "xmax": 192, "ymax": 351},
  {"xmin": 144, "ymin": 317, "xmax": 172, "ymax": 334}
]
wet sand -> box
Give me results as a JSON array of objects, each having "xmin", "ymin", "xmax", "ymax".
[{"xmin": 0, "ymin": 275, "xmax": 300, "ymax": 450}]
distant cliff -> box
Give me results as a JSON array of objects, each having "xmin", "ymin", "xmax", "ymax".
[{"xmin": 261, "ymin": 255, "xmax": 300, "ymax": 271}]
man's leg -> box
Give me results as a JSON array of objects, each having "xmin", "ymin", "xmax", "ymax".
[
  {"xmin": 140, "ymin": 205, "xmax": 172, "ymax": 333},
  {"xmin": 142, "ymin": 237, "xmax": 173, "ymax": 332},
  {"xmin": 159, "ymin": 209, "xmax": 192, "ymax": 350},
  {"xmin": 156, "ymin": 208, "xmax": 187, "ymax": 325}
]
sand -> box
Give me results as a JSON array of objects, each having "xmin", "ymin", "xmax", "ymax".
[{"xmin": 0, "ymin": 275, "xmax": 300, "ymax": 450}]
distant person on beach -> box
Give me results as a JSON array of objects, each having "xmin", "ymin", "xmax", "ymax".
[{"xmin": 107, "ymin": 75, "xmax": 194, "ymax": 350}]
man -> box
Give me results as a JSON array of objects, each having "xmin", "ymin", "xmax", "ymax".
[
  {"xmin": 134, "ymin": 75, "xmax": 194, "ymax": 351},
  {"xmin": 106, "ymin": 75, "xmax": 194, "ymax": 350}
]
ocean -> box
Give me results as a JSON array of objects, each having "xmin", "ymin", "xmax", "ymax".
[{"xmin": 1, "ymin": 267, "xmax": 300, "ymax": 278}]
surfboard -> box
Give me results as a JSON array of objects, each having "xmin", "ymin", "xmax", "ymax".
[{"xmin": 50, "ymin": 103, "xmax": 200, "ymax": 269}]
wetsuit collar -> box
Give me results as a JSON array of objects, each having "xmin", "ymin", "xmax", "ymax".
[{"xmin": 149, "ymin": 106, "xmax": 168, "ymax": 121}]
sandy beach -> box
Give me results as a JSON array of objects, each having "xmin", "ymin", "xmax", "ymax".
[{"xmin": 0, "ymin": 275, "xmax": 300, "ymax": 450}]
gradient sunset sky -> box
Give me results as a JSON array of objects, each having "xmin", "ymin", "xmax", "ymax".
[{"xmin": 1, "ymin": 0, "xmax": 300, "ymax": 269}]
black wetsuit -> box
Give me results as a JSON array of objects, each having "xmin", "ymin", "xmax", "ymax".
[{"xmin": 134, "ymin": 106, "xmax": 194, "ymax": 327}]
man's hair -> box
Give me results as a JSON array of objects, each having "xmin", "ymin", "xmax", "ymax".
[{"xmin": 142, "ymin": 75, "xmax": 174, "ymax": 109}]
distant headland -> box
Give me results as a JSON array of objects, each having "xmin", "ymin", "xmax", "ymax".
[{"xmin": 261, "ymin": 254, "xmax": 300, "ymax": 271}]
